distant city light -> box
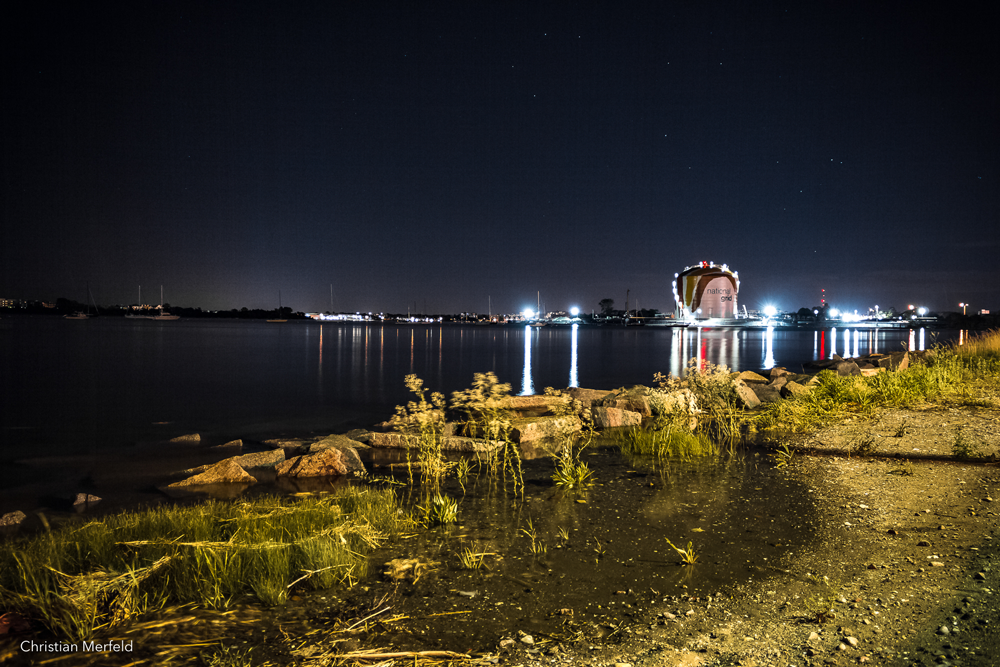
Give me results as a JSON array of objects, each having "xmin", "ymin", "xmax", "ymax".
[
  {"xmin": 829, "ymin": 308, "xmax": 840, "ymax": 318},
  {"xmin": 917, "ymin": 307, "xmax": 928, "ymax": 316},
  {"xmin": 762, "ymin": 305, "xmax": 777, "ymax": 318},
  {"xmin": 569, "ymin": 306, "xmax": 580, "ymax": 317},
  {"xmin": 522, "ymin": 308, "xmax": 535, "ymax": 319}
]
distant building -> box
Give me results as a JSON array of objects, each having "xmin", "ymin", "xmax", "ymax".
[{"xmin": 673, "ymin": 261, "xmax": 740, "ymax": 319}]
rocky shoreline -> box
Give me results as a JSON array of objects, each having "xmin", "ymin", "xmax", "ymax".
[{"xmin": 3, "ymin": 349, "xmax": 999, "ymax": 667}]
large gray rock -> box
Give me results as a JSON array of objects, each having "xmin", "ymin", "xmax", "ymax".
[
  {"xmin": 213, "ymin": 439, "xmax": 243, "ymax": 449},
  {"xmin": 736, "ymin": 370, "xmax": 769, "ymax": 384},
  {"xmin": 832, "ymin": 360, "xmax": 862, "ymax": 376},
  {"xmin": 877, "ymin": 350, "xmax": 909, "ymax": 371},
  {"xmin": 510, "ymin": 416, "xmax": 582, "ymax": 443},
  {"xmin": 752, "ymin": 384, "xmax": 784, "ymax": 404},
  {"xmin": 169, "ymin": 433, "xmax": 201, "ymax": 444},
  {"xmin": 734, "ymin": 382, "xmax": 761, "ymax": 409},
  {"xmin": 591, "ymin": 407, "xmax": 643, "ymax": 428},
  {"xmin": 168, "ymin": 459, "xmax": 256, "ymax": 487}
]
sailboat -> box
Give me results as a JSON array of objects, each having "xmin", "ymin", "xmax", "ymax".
[
  {"xmin": 267, "ymin": 291, "xmax": 287, "ymax": 323},
  {"xmin": 125, "ymin": 284, "xmax": 153, "ymax": 319},
  {"xmin": 64, "ymin": 283, "xmax": 99, "ymax": 319},
  {"xmin": 152, "ymin": 286, "xmax": 180, "ymax": 320}
]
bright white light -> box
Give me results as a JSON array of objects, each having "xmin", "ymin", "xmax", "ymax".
[
  {"xmin": 569, "ymin": 307, "xmax": 580, "ymax": 317},
  {"xmin": 917, "ymin": 307, "xmax": 928, "ymax": 316},
  {"xmin": 829, "ymin": 308, "xmax": 840, "ymax": 318},
  {"xmin": 522, "ymin": 308, "xmax": 535, "ymax": 319},
  {"xmin": 763, "ymin": 305, "xmax": 777, "ymax": 318}
]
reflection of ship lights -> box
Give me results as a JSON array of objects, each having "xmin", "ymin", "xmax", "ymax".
[
  {"xmin": 521, "ymin": 326, "xmax": 534, "ymax": 395},
  {"xmin": 569, "ymin": 324, "xmax": 578, "ymax": 387}
]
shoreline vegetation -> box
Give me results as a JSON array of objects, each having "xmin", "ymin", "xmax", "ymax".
[{"xmin": 1, "ymin": 331, "xmax": 999, "ymax": 664}]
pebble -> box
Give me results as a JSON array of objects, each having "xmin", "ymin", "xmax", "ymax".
[
  {"xmin": 846, "ymin": 636, "xmax": 859, "ymax": 647},
  {"xmin": 520, "ymin": 635, "xmax": 535, "ymax": 645},
  {"xmin": 938, "ymin": 625, "xmax": 951, "ymax": 635}
]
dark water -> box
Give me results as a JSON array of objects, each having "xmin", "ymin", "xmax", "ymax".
[
  {"xmin": 354, "ymin": 445, "xmax": 820, "ymax": 651},
  {"xmin": 0, "ymin": 316, "xmax": 946, "ymax": 514}
]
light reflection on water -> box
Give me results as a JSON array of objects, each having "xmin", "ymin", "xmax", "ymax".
[{"xmin": 1, "ymin": 318, "xmax": 953, "ymax": 462}]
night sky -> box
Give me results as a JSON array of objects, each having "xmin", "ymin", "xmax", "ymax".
[{"xmin": 3, "ymin": 2, "xmax": 998, "ymax": 316}]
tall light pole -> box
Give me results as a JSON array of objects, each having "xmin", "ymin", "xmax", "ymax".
[{"xmin": 959, "ymin": 302, "xmax": 968, "ymax": 315}]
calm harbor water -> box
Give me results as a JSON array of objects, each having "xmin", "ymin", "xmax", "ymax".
[{"xmin": 1, "ymin": 317, "xmax": 947, "ymax": 460}]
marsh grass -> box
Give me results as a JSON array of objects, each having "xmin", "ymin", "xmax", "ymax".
[
  {"xmin": 615, "ymin": 426, "xmax": 718, "ymax": 459},
  {"xmin": 391, "ymin": 374, "xmax": 451, "ymax": 484},
  {"xmin": 0, "ymin": 489, "xmax": 410, "ymax": 642},
  {"xmin": 664, "ymin": 538, "xmax": 699, "ymax": 565},
  {"xmin": 774, "ymin": 442, "xmax": 795, "ymax": 468},
  {"xmin": 451, "ymin": 372, "xmax": 527, "ymax": 495},
  {"xmin": 418, "ymin": 493, "xmax": 459, "ymax": 525}
]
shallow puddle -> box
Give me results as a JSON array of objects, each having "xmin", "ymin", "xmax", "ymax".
[{"xmin": 296, "ymin": 441, "xmax": 823, "ymax": 652}]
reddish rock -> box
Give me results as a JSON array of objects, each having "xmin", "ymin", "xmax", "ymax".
[
  {"xmin": 591, "ymin": 407, "xmax": 642, "ymax": 428},
  {"xmin": 276, "ymin": 448, "xmax": 350, "ymax": 478},
  {"xmin": 168, "ymin": 459, "xmax": 256, "ymax": 487}
]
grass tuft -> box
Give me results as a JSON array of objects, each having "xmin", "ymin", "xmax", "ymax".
[{"xmin": 0, "ymin": 489, "xmax": 411, "ymax": 642}]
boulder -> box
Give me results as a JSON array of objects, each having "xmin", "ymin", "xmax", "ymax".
[
  {"xmin": 180, "ymin": 449, "xmax": 285, "ymax": 476},
  {"xmin": 780, "ymin": 381, "xmax": 812, "ymax": 399},
  {"xmin": 213, "ymin": 439, "xmax": 243, "ymax": 449},
  {"xmin": 168, "ymin": 433, "xmax": 201, "ymax": 444},
  {"xmin": 276, "ymin": 448, "xmax": 357, "ymax": 478},
  {"xmin": 168, "ymin": 459, "xmax": 256, "ymax": 487},
  {"xmin": 0, "ymin": 511, "xmax": 26, "ymax": 527},
  {"xmin": 264, "ymin": 438, "xmax": 312, "ymax": 454},
  {"xmin": 860, "ymin": 367, "xmax": 884, "ymax": 377},
  {"xmin": 231, "ymin": 449, "xmax": 286, "ymax": 470},
  {"xmin": 752, "ymin": 384, "xmax": 784, "ymax": 404},
  {"xmin": 769, "ymin": 367, "xmax": 791, "ymax": 378},
  {"xmin": 770, "ymin": 375, "xmax": 789, "ymax": 390},
  {"xmin": 832, "ymin": 360, "xmax": 862, "ymax": 376},
  {"xmin": 344, "ymin": 428, "xmax": 372, "ymax": 444},
  {"xmin": 510, "ymin": 416, "xmax": 582, "ymax": 443},
  {"xmin": 72, "ymin": 493, "xmax": 101, "ymax": 508},
  {"xmin": 736, "ymin": 370, "xmax": 769, "ymax": 384},
  {"xmin": 591, "ymin": 407, "xmax": 643, "ymax": 428},
  {"xmin": 563, "ymin": 387, "xmax": 614, "ymax": 409},
  {"xmin": 877, "ymin": 350, "xmax": 909, "ymax": 371},
  {"xmin": 734, "ymin": 382, "xmax": 761, "ymax": 409},
  {"xmin": 308, "ymin": 437, "xmax": 366, "ymax": 474},
  {"xmin": 311, "ymin": 433, "xmax": 370, "ymax": 452},
  {"xmin": 596, "ymin": 387, "xmax": 654, "ymax": 416}
]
